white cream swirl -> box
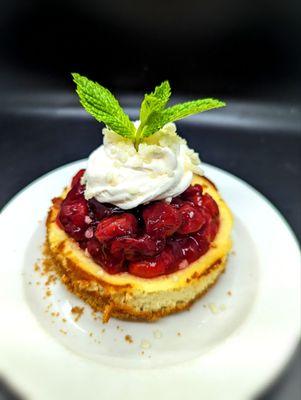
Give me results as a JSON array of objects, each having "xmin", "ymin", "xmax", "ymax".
[{"xmin": 83, "ymin": 122, "xmax": 203, "ymax": 209}]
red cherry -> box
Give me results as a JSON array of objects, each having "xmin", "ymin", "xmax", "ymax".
[
  {"xmin": 86, "ymin": 237, "xmax": 101, "ymax": 257},
  {"xmin": 181, "ymin": 184, "xmax": 203, "ymax": 207},
  {"xmin": 58, "ymin": 198, "xmax": 88, "ymax": 240},
  {"xmin": 79, "ymin": 240, "xmax": 88, "ymax": 250},
  {"xmin": 182, "ymin": 236, "xmax": 201, "ymax": 263},
  {"xmin": 87, "ymin": 238, "xmax": 125, "ymax": 274},
  {"xmin": 88, "ymin": 198, "xmax": 111, "ymax": 221},
  {"xmin": 110, "ymin": 234, "xmax": 165, "ymax": 261},
  {"xmin": 192, "ymin": 232, "xmax": 210, "ymax": 256},
  {"xmin": 129, "ymin": 247, "xmax": 175, "ymax": 278},
  {"xmin": 95, "ymin": 213, "xmax": 138, "ymax": 242},
  {"xmin": 199, "ymin": 218, "xmax": 220, "ymax": 242},
  {"xmin": 202, "ymin": 193, "xmax": 219, "ymax": 217},
  {"xmin": 65, "ymin": 181, "xmax": 85, "ymax": 202},
  {"xmin": 177, "ymin": 202, "xmax": 206, "ymax": 234},
  {"xmin": 143, "ymin": 202, "xmax": 182, "ymax": 238},
  {"xmin": 71, "ymin": 169, "xmax": 86, "ymax": 188},
  {"xmin": 88, "ymin": 198, "xmax": 124, "ymax": 221},
  {"xmin": 169, "ymin": 236, "xmax": 202, "ymax": 264},
  {"xmin": 170, "ymin": 197, "xmax": 186, "ymax": 209}
]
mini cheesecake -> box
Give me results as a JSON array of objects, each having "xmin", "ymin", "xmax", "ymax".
[
  {"xmin": 46, "ymin": 175, "xmax": 233, "ymax": 322},
  {"xmin": 44, "ymin": 74, "xmax": 232, "ymax": 323}
]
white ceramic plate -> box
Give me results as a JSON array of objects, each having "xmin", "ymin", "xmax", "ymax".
[{"xmin": 0, "ymin": 160, "xmax": 300, "ymax": 400}]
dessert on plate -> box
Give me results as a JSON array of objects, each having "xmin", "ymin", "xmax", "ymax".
[{"xmin": 46, "ymin": 74, "xmax": 233, "ymax": 322}]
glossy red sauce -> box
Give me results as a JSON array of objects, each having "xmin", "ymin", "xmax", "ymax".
[{"xmin": 57, "ymin": 169, "xmax": 220, "ymax": 278}]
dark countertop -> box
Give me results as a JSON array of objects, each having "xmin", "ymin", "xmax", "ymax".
[{"xmin": 0, "ymin": 93, "xmax": 300, "ymax": 400}]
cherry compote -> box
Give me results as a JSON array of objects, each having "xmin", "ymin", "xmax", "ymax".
[{"xmin": 58, "ymin": 170, "xmax": 220, "ymax": 278}]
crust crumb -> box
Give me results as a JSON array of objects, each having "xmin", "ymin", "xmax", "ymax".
[
  {"xmin": 71, "ymin": 306, "xmax": 84, "ymax": 322},
  {"xmin": 227, "ymin": 290, "xmax": 232, "ymax": 296},
  {"xmin": 102, "ymin": 303, "xmax": 113, "ymax": 323},
  {"xmin": 177, "ymin": 332, "xmax": 181, "ymax": 336},
  {"xmin": 45, "ymin": 274, "xmax": 57, "ymax": 286},
  {"xmin": 125, "ymin": 334, "xmax": 133, "ymax": 344},
  {"xmin": 51, "ymin": 311, "xmax": 60, "ymax": 317}
]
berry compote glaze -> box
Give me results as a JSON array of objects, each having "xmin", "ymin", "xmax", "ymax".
[{"xmin": 57, "ymin": 169, "xmax": 220, "ymax": 279}]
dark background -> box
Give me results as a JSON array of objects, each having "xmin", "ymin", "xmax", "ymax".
[
  {"xmin": 0, "ymin": 1, "xmax": 300, "ymax": 399},
  {"xmin": 0, "ymin": 0, "xmax": 301, "ymax": 99}
]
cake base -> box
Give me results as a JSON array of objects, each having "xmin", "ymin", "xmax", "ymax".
[{"xmin": 44, "ymin": 241, "xmax": 227, "ymax": 322}]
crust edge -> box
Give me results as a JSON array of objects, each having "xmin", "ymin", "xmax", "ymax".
[{"xmin": 44, "ymin": 238, "xmax": 227, "ymax": 322}]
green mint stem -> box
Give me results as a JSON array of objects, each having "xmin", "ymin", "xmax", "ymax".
[{"xmin": 134, "ymin": 125, "xmax": 143, "ymax": 150}]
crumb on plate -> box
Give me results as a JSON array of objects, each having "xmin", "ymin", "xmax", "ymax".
[
  {"xmin": 125, "ymin": 334, "xmax": 133, "ymax": 344},
  {"xmin": 71, "ymin": 306, "xmax": 84, "ymax": 322}
]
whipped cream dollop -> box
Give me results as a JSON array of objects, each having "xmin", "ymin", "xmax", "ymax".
[{"xmin": 83, "ymin": 122, "xmax": 203, "ymax": 209}]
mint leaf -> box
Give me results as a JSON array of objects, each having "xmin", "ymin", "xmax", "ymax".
[
  {"xmin": 143, "ymin": 98, "xmax": 225, "ymax": 137},
  {"xmin": 139, "ymin": 80, "xmax": 171, "ymax": 122},
  {"xmin": 152, "ymin": 80, "xmax": 171, "ymax": 108},
  {"xmin": 139, "ymin": 94, "xmax": 163, "ymax": 124},
  {"xmin": 72, "ymin": 73, "xmax": 136, "ymax": 139},
  {"xmin": 137, "ymin": 81, "xmax": 171, "ymax": 146}
]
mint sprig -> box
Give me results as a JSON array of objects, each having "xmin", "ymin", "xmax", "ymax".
[
  {"xmin": 136, "ymin": 80, "xmax": 171, "ymax": 147},
  {"xmin": 139, "ymin": 81, "xmax": 170, "ymax": 125},
  {"xmin": 72, "ymin": 73, "xmax": 225, "ymax": 149}
]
